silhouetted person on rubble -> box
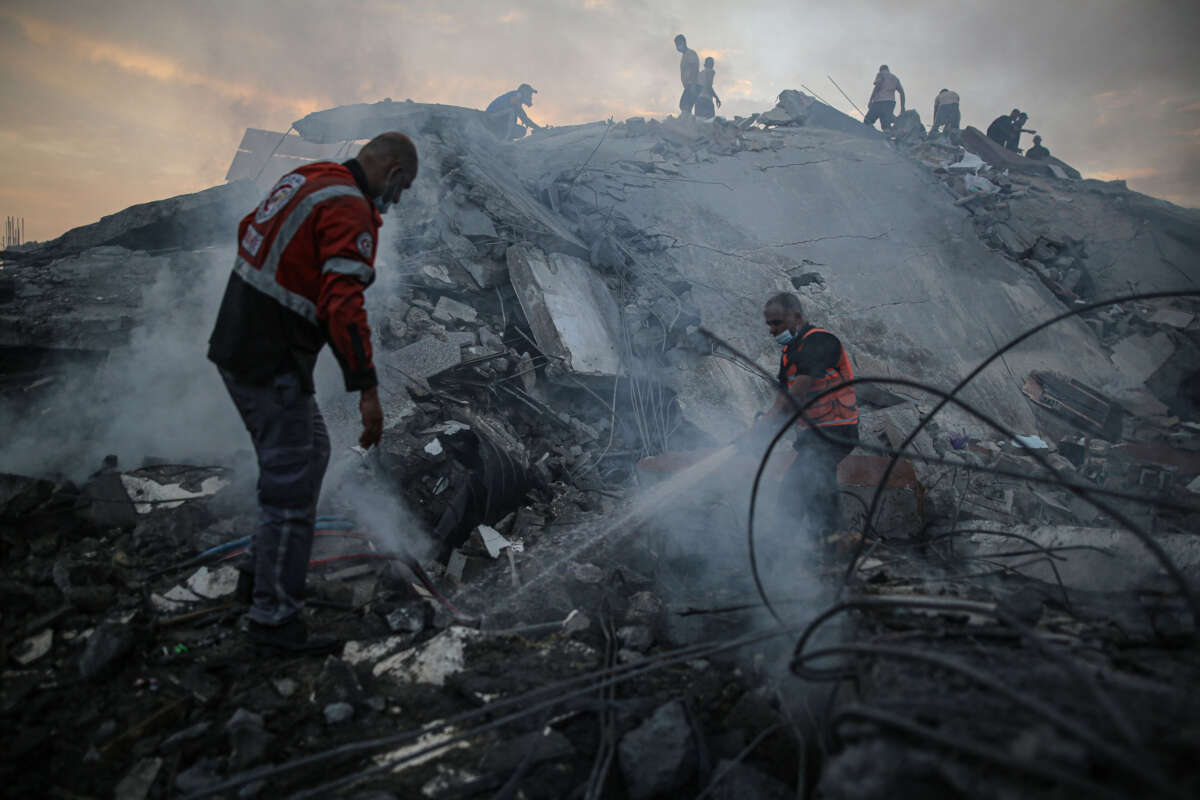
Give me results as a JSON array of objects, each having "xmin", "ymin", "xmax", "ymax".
[
  {"xmin": 987, "ymin": 109, "xmax": 1020, "ymax": 148},
  {"xmin": 929, "ymin": 88, "xmax": 961, "ymax": 136},
  {"xmin": 1008, "ymin": 111, "xmax": 1035, "ymax": 152},
  {"xmin": 749, "ymin": 293, "xmax": 859, "ymax": 541},
  {"xmin": 486, "ymin": 83, "xmax": 543, "ymax": 140},
  {"xmin": 694, "ymin": 56, "xmax": 722, "ymax": 119},
  {"xmin": 863, "ymin": 65, "xmax": 905, "ymax": 131},
  {"xmin": 1026, "ymin": 135, "xmax": 1050, "ymax": 160},
  {"xmin": 675, "ymin": 34, "xmax": 701, "ymax": 115},
  {"xmin": 208, "ymin": 132, "xmax": 419, "ymax": 652}
]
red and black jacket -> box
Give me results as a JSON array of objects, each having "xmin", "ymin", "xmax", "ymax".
[{"xmin": 208, "ymin": 160, "xmax": 381, "ymax": 393}]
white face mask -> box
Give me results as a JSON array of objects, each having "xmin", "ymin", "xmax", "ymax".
[{"xmin": 775, "ymin": 329, "xmax": 796, "ymax": 346}]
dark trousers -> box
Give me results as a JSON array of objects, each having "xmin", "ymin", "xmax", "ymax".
[
  {"xmin": 930, "ymin": 103, "xmax": 960, "ymax": 135},
  {"xmin": 220, "ymin": 369, "xmax": 330, "ymax": 625},
  {"xmin": 487, "ymin": 108, "xmax": 526, "ymax": 140},
  {"xmin": 679, "ymin": 84, "xmax": 701, "ymax": 114},
  {"xmin": 782, "ymin": 428, "xmax": 857, "ymax": 538},
  {"xmin": 863, "ymin": 100, "xmax": 896, "ymax": 130},
  {"xmin": 694, "ymin": 94, "xmax": 716, "ymax": 119}
]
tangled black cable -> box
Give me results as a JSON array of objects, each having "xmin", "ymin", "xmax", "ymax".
[
  {"xmin": 841, "ymin": 290, "xmax": 1200, "ymax": 601},
  {"xmin": 746, "ymin": 374, "xmax": 1200, "ymax": 629}
]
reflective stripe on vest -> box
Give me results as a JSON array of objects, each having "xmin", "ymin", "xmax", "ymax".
[
  {"xmin": 793, "ymin": 327, "xmax": 859, "ymax": 429},
  {"xmin": 233, "ymin": 182, "xmax": 363, "ymax": 323}
]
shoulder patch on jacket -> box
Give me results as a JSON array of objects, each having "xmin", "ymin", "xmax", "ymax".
[
  {"xmin": 356, "ymin": 232, "xmax": 374, "ymax": 260},
  {"xmin": 255, "ymin": 173, "xmax": 307, "ymax": 224}
]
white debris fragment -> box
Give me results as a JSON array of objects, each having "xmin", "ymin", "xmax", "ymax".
[
  {"xmin": 1187, "ymin": 476, "xmax": 1200, "ymax": 495},
  {"xmin": 185, "ymin": 566, "xmax": 239, "ymax": 600},
  {"xmin": 372, "ymin": 626, "xmax": 483, "ymax": 686},
  {"xmin": 475, "ymin": 525, "xmax": 512, "ymax": 558},
  {"xmin": 947, "ymin": 152, "xmax": 985, "ymax": 172},
  {"xmin": 343, "ymin": 635, "xmax": 412, "ymax": 666},
  {"xmin": 119, "ymin": 474, "xmax": 229, "ymax": 514},
  {"xmin": 374, "ymin": 724, "xmax": 470, "ymax": 773},
  {"xmin": 963, "ymin": 174, "xmax": 999, "ymax": 195},
  {"xmin": 1011, "ymin": 434, "xmax": 1049, "ymax": 450},
  {"xmin": 14, "ymin": 629, "xmax": 53, "ymax": 665},
  {"xmin": 423, "ymin": 438, "xmax": 444, "ymax": 457},
  {"xmin": 164, "ymin": 585, "xmax": 201, "ymax": 604},
  {"xmin": 151, "ymin": 592, "xmax": 192, "ymax": 613}
]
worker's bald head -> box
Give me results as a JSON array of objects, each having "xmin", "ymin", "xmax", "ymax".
[
  {"xmin": 357, "ymin": 132, "xmax": 419, "ymax": 213},
  {"xmin": 359, "ymin": 132, "xmax": 418, "ymax": 175}
]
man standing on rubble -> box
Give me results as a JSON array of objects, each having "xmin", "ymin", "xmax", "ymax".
[
  {"xmin": 486, "ymin": 83, "xmax": 543, "ymax": 140},
  {"xmin": 675, "ymin": 34, "xmax": 701, "ymax": 116},
  {"xmin": 208, "ymin": 132, "xmax": 419, "ymax": 652},
  {"xmin": 929, "ymin": 88, "xmax": 960, "ymax": 137},
  {"xmin": 751, "ymin": 293, "xmax": 859, "ymax": 539},
  {"xmin": 863, "ymin": 65, "xmax": 905, "ymax": 131}
]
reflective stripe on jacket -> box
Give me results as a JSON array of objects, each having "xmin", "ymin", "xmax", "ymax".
[
  {"xmin": 782, "ymin": 327, "xmax": 859, "ymax": 429},
  {"xmin": 208, "ymin": 161, "xmax": 382, "ymax": 392}
]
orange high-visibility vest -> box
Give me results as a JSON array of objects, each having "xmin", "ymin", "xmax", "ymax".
[{"xmin": 781, "ymin": 327, "xmax": 859, "ymax": 430}]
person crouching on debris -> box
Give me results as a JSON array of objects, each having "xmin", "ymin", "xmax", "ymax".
[
  {"xmin": 486, "ymin": 83, "xmax": 544, "ymax": 140},
  {"xmin": 929, "ymin": 88, "xmax": 960, "ymax": 137},
  {"xmin": 1025, "ymin": 135, "xmax": 1050, "ymax": 160},
  {"xmin": 675, "ymin": 34, "xmax": 701, "ymax": 116},
  {"xmin": 207, "ymin": 132, "xmax": 419, "ymax": 652},
  {"xmin": 863, "ymin": 65, "xmax": 905, "ymax": 131},
  {"xmin": 751, "ymin": 293, "xmax": 859, "ymax": 539},
  {"xmin": 694, "ymin": 56, "xmax": 722, "ymax": 119}
]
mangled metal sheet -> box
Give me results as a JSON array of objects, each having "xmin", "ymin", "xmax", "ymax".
[{"xmin": 507, "ymin": 243, "xmax": 623, "ymax": 377}]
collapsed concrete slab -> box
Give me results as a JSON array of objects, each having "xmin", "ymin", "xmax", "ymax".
[
  {"xmin": 7, "ymin": 182, "xmax": 259, "ymax": 265},
  {"xmin": 507, "ymin": 243, "xmax": 623, "ymax": 378}
]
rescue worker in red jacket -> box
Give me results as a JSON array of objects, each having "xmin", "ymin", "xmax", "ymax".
[
  {"xmin": 207, "ymin": 132, "xmax": 418, "ymax": 652},
  {"xmin": 753, "ymin": 292, "xmax": 859, "ymax": 538}
]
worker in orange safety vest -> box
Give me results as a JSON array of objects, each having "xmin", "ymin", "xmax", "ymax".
[{"xmin": 751, "ymin": 292, "xmax": 859, "ymax": 538}]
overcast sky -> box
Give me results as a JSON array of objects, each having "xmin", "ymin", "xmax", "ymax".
[{"xmin": 1, "ymin": 0, "xmax": 1198, "ymax": 243}]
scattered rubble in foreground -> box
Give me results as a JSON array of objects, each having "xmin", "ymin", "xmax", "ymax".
[{"xmin": 1, "ymin": 94, "xmax": 1199, "ymax": 798}]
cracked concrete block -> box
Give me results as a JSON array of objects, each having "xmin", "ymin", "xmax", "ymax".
[
  {"xmin": 1110, "ymin": 332, "xmax": 1175, "ymax": 385},
  {"xmin": 507, "ymin": 243, "xmax": 623, "ymax": 377},
  {"xmin": 431, "ymin": 296, "xmax": 478, "ymax": 324},
  {"xmin": 451, "ymin": 205, "xmax": 498, "ymax": 240},
  {"xmin": 464, "ymin": 259, "xmax": 509, "ymax": 289},
  {"xmin": 667, "ymin": 354, "xmax": 770, "ymax": 444},
  {"xmin": 618, "ymin": 700, "xmax": 696, "ymax": 800},
  {"xmin": 389, "ymin": 336, "xmax": 462, "ymax": 381}
]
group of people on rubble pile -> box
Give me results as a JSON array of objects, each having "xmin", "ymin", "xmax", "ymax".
[
  {"xmin": 862, "ymin": 65, "xmax": 1051, "ymax": 158},
  {"xmin": 484, "ymin": 51, "xmax": 1053, "ymax": 159}
]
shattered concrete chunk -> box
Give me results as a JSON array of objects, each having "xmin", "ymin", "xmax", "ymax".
[
  {"xmin": 1110, "ymin": 331, "xmax": 1175, "ymax": 385},
  {"xmin": 431, "ymin": 296, "xmax": 478, "ymax": 324},
  {"xmin": 115, "ymin": 757, "xmax": 163, "ymax": 800},
  {"xmin": 79, "ymin": 622, "xmax": 134, "ymax": 681},
  {"xmin": 464, "ymin": 258, "xmax": 509, "ymax": 289},
  {"xmin": 324, "ymin": 702, "xmax": 355, "ymax": 725},
  {"xmin": 507, "ymin": 243, "xmax": 623, "ymax": 377},
  {"xmin": 618, "ymin": 700, "xmax": 697, "ymax": 800},
  {"xmin": 617, "ymin": 624, "xmax": 654, "ymax": 652},
  {"xmin": 185, "ymin": 566, "xmax": 239, "ymax": 600},
  {"xmin": 226, "ymin": 708, "xmax": 272, "ymax": 770},
  {"xmin": 14, "ymin": 629, "xmax": 53, "ymax": 665},
  {"xmin": 562, "ymin": 609, "xmax": 591, "ymax": 636},
  {"xmin": 372, "ymin": 626, "xmax": 484, "ymax": 686},
  {"xmin": 389, "ymin": 336, "xmax": 463, "ymax": 381}
]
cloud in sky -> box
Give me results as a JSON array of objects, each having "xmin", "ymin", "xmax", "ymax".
[{"xmin": 0, "ymin": 0, "xmax": 1198, "ymax": 242}]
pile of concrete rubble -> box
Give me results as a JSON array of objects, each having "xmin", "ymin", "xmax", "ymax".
[{"xmin": 1, "ymin": 94, "xmax": 1198, "ymax": 799}]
